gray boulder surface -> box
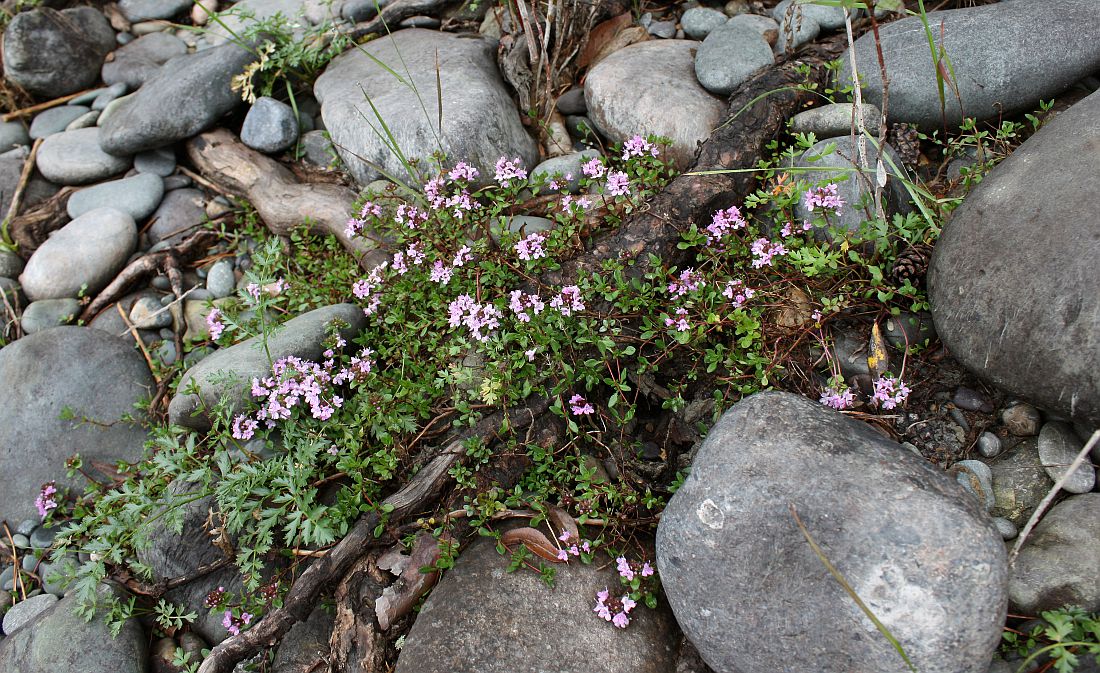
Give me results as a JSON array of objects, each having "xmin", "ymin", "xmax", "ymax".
[
  {"xmin": 928, "ymin": 88, "xmax": 1100, "ymax": 426},
  {"xmin": 1, "ymin": 7, "xmax": 115, "ymax": 98},
  {"xmin": 657, "ymin": 391, "xmax": 1007, "ymax": 673},
  {"xmin": 19, "ymin": 207, "xmax": 137, "ymax": 301},
  {"xmin": 315, "ymin": 29, "xmax": 538, "ymax": 187},
  {"xmin": 1008, "ymin": 494, "xmax": 1100, "ymax": 614},
  {"xmin": 101, "ymin": 32, "xmax": 189, "ymax": 90}
]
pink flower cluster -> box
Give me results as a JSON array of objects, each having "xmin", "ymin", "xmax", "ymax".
[
  {"xmin": 352, "ymin": 262, "xmax": 388, "ymax": 316},
  {"xmin": 246, "ymin": 278, "xmax": 289, "ymax": 301},
  {"xmin": 606, "ymin": 170, "xmax": 630, "ymax": 197},
  {"xmin": 206, "ymin": 307, "xmax": 225, "ymax": 340},
  {"xmin": 750, "ymin": 238, "xmax": 788, "ymax": 268},
  {"xmin": 595, "ymin": 588, "xmax": 637, "ymax": 628},
  {"xmin": 621, "ymin": 134, "xmax": 659, "ymax": 160},
  {"xmin": 448, "ymin": 294, "xmax": 503, "ymax": 342},
  {"xmin": 722, "ymin": 279, "xmax": 755, "ymax": 308},
  {"xmin": 706, "ymin": 206, "xmax": 747, "ymax": 245},
  {"xmin": 494, "ymin": 157, "xmax": 527, "ymax": 187},
  {"xmin": 667, "ymin": 268, "xmax": 705, "ymax": 297},
  {"xmin": 581, "ymin": 157, "xmax": 605, "ymax": 179},
  {"xmin": 222, "ymin": 609, "xmax": 253, "ymax": 637},
  {"xmin": 819, "ymin": 382, "xmax": 855, "ymax": 410},
  {"xmin": 616, "ymin": 556, "xmax": 655, "ymax": 582},
  {"xmin": 872, "ymin": 374, "xmax": 910, "ymax": 409},
  {"xmin": 560, "ymin": 194, "xmax": 592, "ymax": 213},
  {"xmin": 665, "ymin": 307, "xmax": 690, "ymax": 332},
  {"xmin": 802, "ymin": 183, "xmax": 845, "ymax": 216},
  {"xmin": 508, "ymin": 290, "xmax": 545, "ymax": 323},
  {"xmin": 448, "ymin": 161, "xmax": 479, "ymax": 182},
  {"xmin": 569, "ymin": 394, "xmax": 594, "ymax": 415},
  {"xmin": 395, "ymin": 203, "xmax": 428, "ymax": 229},
  {"xmin": 780, "ymin": 220, "xmax": 814, "ymax": 237},
  {"xmin": 555, "ymin": 530, "xmax": 592, "ymax": 561},
  {"xmin": 345, "ymin": 201, "xmax": 384, "ymax": 238},
  {"xmin": 549, "ymin": 286, "xmax": 585, "ymax": 316},
  {"xmin": 35, "ymin": 481, "xmax": 58, "ymax": 518},
  {"xmin": 514, "ymin": 231, "xmax": 547, "ymax": 261}
]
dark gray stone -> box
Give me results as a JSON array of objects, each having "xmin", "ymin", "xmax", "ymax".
[
  {"xmin": 772, "ymin": 0, "xmax": 846, "ymax": 30},
  {"xmin": 134, "ymin": 146, "xmax": 176, "ymax": 176},
  {"xmin": 555, "ymin": 87, "xmax": 586, "ymax": 115},
  {"xmin": 992, "ymin": 517, "xmax": 1017, "ymax": 541},
  {"xmin": 149, "ymin": 188, "xmax": 206, "ymax": 245},
  {"xmin": 648, "ymin": 20, "xmax": 676, "ymax": 38},
  {"xmin": 315, "ymin": 29, "xmax": 538, "ymax": 186},
  {"xmin": 930, "ymin": 89, "xmax": 1100, "ymax": 425},
  {"xmin": 790, "ymin": 103, "xmax": 883, "ymax": 139},
  {"xmin": 343, "ymin": 0, "xmax": 385, "ymax": 22},
  {"xmin": 118, "ymin": 0, "xmax": 192, "ymax": 22},
  {"xmin": 272, "ymin": 607, "xmax": 335, "ymax": 673},
  {"xmin": 299, "ymin": 130, "xmax": 335, "ymax": 167},
  {"xmin": 99, "ymin": 42, "xmax": 258, "ymax": 156},
  {"xmin": 977, "ymin": 432, "xmax": 1003, "ymax": 459},
  {"xmin": 241, "ymin": 96, "xmax": 299, "ymax": 154},
  {"xmin": 0, "ymin": 158, "xmax": 58, "ymax": 220},
  {"xmin": 36, "ymin": 127, "xmax": 131, "ymax": 185},
  {"xmin": 1, "ymin": 7, "xmax": 115, "ymax": 99},
  {"xmin": 681, "ymin": 7, "xmax": 728, "ymax": 39},
  {"xmin": 585, "ymin": 40, "xmax": 724, "ymax": 170},
  {"xmin": 395, "ymin": 536, "xmax": 677, "ymax": 673},
  {"xmin": 0, "ymin": 122, "xmax": 30, "ymax": 151},
  {"xmin": 205, "ymin": 259, "xmax": 236, "ymax": 298},
  {"xmin": 0, "ymin": 250, "xmax": 24, "ymax": 279},
  {"xmin": 694, "ymin": 22, "xmax": 774, "ymax": 96},
  {"xmin": 1, "ymin": 594, "xmax": 57, "ymax": 636},
  {"xmin": 29, "ymin": 106, "xmax": 91, "ymax": 140},
  {"xmin": 66, "ymin": 172, "xmax": 164, "ymax": 222},
  {"xmin": 89, "ymin": 289, "xmax": 160, "ymax": 339},
  {"xmin": 839, "ymin": 1, "xmax": 1100, "ymax": 129},
  {"xmin": 1008, "ymin": 494, "xmax": 1100, "ymax": 614},
  {"xmin": 882, "ymin": 311, "xmax": 935, "ymax": 351},
  {"xmin": 20, "ymin": 299, "xmax": 81, "ymax": 334},
  {"xmin": 102, "ymin": 32, "xmax": 188, "ymax": 90},
  {"xmin": 954, "ymin": 386, "xmax": 993, "ymax": 414},
  {"xmin": 0, "ymin": 582, "xmax": 146, "ymax": 672},
  {"xmin": 0, "ymin": 327, "xmax": 152, "ymax": 523},
  {"xmin": 1037, "ymin": 422, "xmax": 1095, "ymax": 494},
  {"xmin": 169, "ymin": 304, "xmax": 368, "ymax": 430},
  {"xmin": 19, "ymin": 207, "xmax": 137, "ymax": 301},
  {"xmin": 989, "ymin": 439, "xmax": 1053, "ymax": 527},
  {"xmin": 774, "ymin": 7, "xmax": 819, "ymax": 55},
  {"xmin": 657, "ymin": 391, "xmax": 1007, "ymax": 673},
  {"xmin": 129, "ymin": 295, "xmax": 172, "ymax": 329}
]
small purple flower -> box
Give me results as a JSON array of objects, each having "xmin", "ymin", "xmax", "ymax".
[
  {"xmin": 429, "ymin": 260, "xmax": 453, "ymax": 285},
  {"xmin": 549, "ymin": 286, "xmax": 584, "ymax": 316},
  {"xmin": 606, "ymin": 170, "xmax": 630, "ymax": 197},
  {"xmin": 872, "ymin": 374, "xmax": 911, "ymax": 410},
  {"xmin": 395, "ymin": 203, "xmax": 427, "ymax": 229},
  {"xmin": 667, "ymin": 268, "xmax": 704, "ymax": 297},
  {"xmin": 594, "ymin": 588, "xmax": 637, "ymax": 628},
  {"xmin": 819, "ymin": 384, "xmax": 855, "ymax": 411},
  {"xmin": 640, "ymin": 561, "xmax": 654, "ymax": 577},
  {"xmin": 665, "ymin": 307, "xmax": 690, "ymax": 332},
  {"xmin": 231, "ymin": 415, "xmax": 259, "ymax": 440},
  {"xmin": 569, "ymin": 394, "xmax": 594, "ymax": 416},
  {"xmin": 622, "ymin": 134, "xmax": 658, "ymax": 160},
  {"xmin": 802, "ymin": 183, "xmax": 846, "ymax": 216},
  {"xmin": 707, "ymin": 206, "xmax": 747, "ymax": 245},
  {"xmin": 206, "ymin": 308, "xmax": 225, "ymax": 340},
  {"xmin": 494, "ymin": 157, "xmax": 528, "ymax": 187},
  {"xmin": 750, "ymin": 238, "xmax": 788, "ymax": 268},
  {"xmin": 35, "ymin": 481, "xmax": 58, "ymax": 518},
  {"xmin": 723, "ymin": 279, "xmax": 755, "ymax": 308},
  {"xmin": 514, "ymin": 231, "xmax": 547, "ymax": 261},
  {"xmin": 616, "ymin": 556, "xmax": 635, "ymax": 581},
  {"xmin": 581, "ymin": 157, "xmax": 605, "ymax": 179},
  {"xmin": 448, "ymin": 161, "xmax": 480, "ymax": 182},
  {"xmin": 452, "ymin": 245, "xmax": 473, "ymax": 268}
]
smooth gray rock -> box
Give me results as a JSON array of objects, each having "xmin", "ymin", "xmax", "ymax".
[
  {"xmin": 1, "ymin": 7, "xmax": 115, "ymax": 98},
  {"xmin": 101, "ymin": 32, "xmax": 190, "ymax": 91},
  {"xmin": 1008, "ymin": 494, "xmax": 1100, "ymax": 614},
  {"xmin": 29, "ymin": 106, "xmax": 91, "ymax": 140},
  {"xmin": 585, "ymin": 40, "xmax": 724, "ymax": 169},
  {"xmin": 92, "ymin": 83, "xmax": 129, "ymax": 111},
  {"xmin": 241, "ymin": 96, "xmax": 299, "ymax": 154},
  {"xmin": 19, "ymin": 208, "xmax": 137, "ymax": 301},
  {"xmin": 0, "ymin": 158, "xmax": 59, "ymax": 218},
  {"xmin": 66, "ymin": 172, "xmax": 164, "ymax": 222},
  {"xmin": 2, "ymin": 594, "xmax": 57, "ymax": 636},
  {"xmin": 89, "ymin": 289, "xmax": 161, "ymax": 340},
  {"xmin": 134, "ymin": 146, "xmax": 176, "ymax": 176},
  {"xmin": 530, "ymin": 149, "xmax": 600, "ymax": 194},
  {"xmin": 952, "ymin": 459, "xmax": 995, "ymax": 513},
  {"xmin": 839, "ymin": 1, "xmax": 1100, "ymax": 129},
  {"xmin": 1003, "ymin": 403, "xmax": 1042, "ymax": 437},
  {"xmin": 694, "ymin": 22, "xmax": 774, "ymax": 96},
  {"xmin": 992, "ymin": 518, "xmax": 1018, "ymax": 541},
  {"xmin": 0, "ymin": 122, "xmax": 30, "ymax": 151},
  {"xmin": 772, "ymin": 0, "xmax": 846, "ymax": 30},
  {"xmin": 205, "ymin": 259, "xmax": 236, "ymax": 298},
  {"xmin": 989, "ymin": 439, "xmax": 1054, "ymax": 527},
  {"xmin": 64, "ymin": 110, "xmax": 101, "ymax": 131},
  {"xmin": 316, "ymin": 29, "xmax": 538, "ymax": 187},
  {"xmin": 169, "ymin": 304, "xmax": 368, "ymax": 430},
  {"xmin": 148, "ymin": 188, "xmax": 206, "ymax": 245},
  {"xmin": 0, "ymin": 327, "xmax": 152, "ymax": 523},
  {"xmin": 395, "ymin": 535, "xmax": 677, "ymax": 673},
  {"xmin": 398, "ymin": 16, "xmax": 439, "ymax": 28},
  {"xmin": 648, "ymin": 20, "xmax": 676, "ymax": 38},
  {"xmin": 343, "ymin": 0, "xmax": 386, "ymax": 22},
  {"xmin": 272, "ymin": 607, "xmax": 335, "ymax": 673},
  {"xmin": 774, "ymin": 7, "xmax": 819, "ymax": 54},
  {"xmin": 681, "ymin": 7, "xmax": 728, "ymax": 39},
  {"xmin": 794, "ymin": 134, "xmax": 912, "ymax": 238},
  {"xmin": 0, "ymin": 582, "xmax": 146, "ymax": 672},
  {"xmin": 1038, "ymin": 422, "xmax": 1096, "ymax": 494},
  {"xmin": 555, "ymin": 87, "xmax": 586, "ymax": 115},
  {"xmin": 129, "ymin": 295, "xmax": 172, "ymax": 329},
  {"xmin": 657, "ymin": 391, "xmax": 1007, "ymax": 673},
  {"xmin": 299, "ymin": 130, "xmax": 335, "ymax": 167},
  {"xmin": 0, "ymin": 250, "xmax": 24, "ymax": 279},
  {"xmin": 790, "ymin": 103, "xmax": 883, "ymax": 138},
  {"xmin": 118, "ymin": 0, "xmax": 192, "ymax": 22},
  {"xmin": 929, "ymin": 89, "xmax": 1100, "ymax": 425},
  {"xmin": 882, "ymin": 311, "xmax": 935, "ymax": 351},
  {"xmin": 977, "ymin": 432, "xmax": 1003, "ymax": 459},
  {"xmin": 36, "ymin": 127, "xmax": 131, "ymax": 185},
  {"xmin": 99, "ymin": 41, "xmax": 258, "ymax": 156},
  {"xmin": 20, "ymin": 299, "xmax": 81, "ymax": 334}
]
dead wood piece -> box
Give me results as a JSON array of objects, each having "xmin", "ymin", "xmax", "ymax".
[
  {"xmin": 7, "ymin": 187, "xmax": 75, "ymax": 256},
  {"xmin": 184, "ymin": 129, "xmax": 383, "ymax": 270},
  {"xmin": 329, "ymin": 554, "xmax": 387, "ymax": 673},
  {"xmin": 1, "ymin": 88, "xmax": 93, "ymax": 122},
  {"xmin": 349, "ymin": 0, "xmax": 460, "ymax": 39},
  {"xmin": 2, "ymin": 137, "xmax": 43, "ymax": 230}
]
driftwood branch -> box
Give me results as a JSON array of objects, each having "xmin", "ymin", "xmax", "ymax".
[
  {"xmin": 184, "ymin": 129, "xmax": 385, "ymax": 270},
  {"xmin": 349, "ymin": 0, "xmax": 460, "ymax": 39},
  {"xmin": 6, "ymin": 186, "xmax": 75, "ymax": 256}
]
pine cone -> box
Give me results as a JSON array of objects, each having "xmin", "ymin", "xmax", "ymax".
[
  {"xmin": 889, "ymin": 123, "xmax": 922, "ymax": 166},
  {"xmin": 889, "ymin": 243, "xmax": 932, "ymax": 287}
]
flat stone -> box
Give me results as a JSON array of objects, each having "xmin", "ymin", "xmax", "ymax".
[
  {"xmin": 66, "ymin": 172, "xmax": 164, "ymax": 222},
  {"xmin": 168, "ymin": 304, "xmax": 368, "ymax": 430},
  {"xmin": 681, "ymin": 7, "xmax": 728, "ymax": 39},
  {"xmin": 118, "ymin": 0, "xmax": 192, "ymax": 22},
  {"xmin": 772, "ymin": 0, "xmax": 846, "ymax": 30},
  {"xmin": 315, "ymin": 29, "xmax": 538, "ymax": 187},
  {"xmin": 395, "ymin": 535, "xmax": 677, "ymax": 673},
  {"xmin": 204, "ymin": 259, "xmax": 236, "ymax": 298},
  {"xmin": 1, "ymin": 7, "xmax": 115, "ymax": 99},
  {"xmin": 0, "ymin": 327, "xmax": 152, "ymax": 523},
  {"xmin": 929, "ymin": 89, "xmax": 1100, "ymax": 425},
  {"xmin": 657, "ymin": 391, "xmax": 1007, "ymax": 673},
  {"xmin": 839, "ymin": 1, "xmax": 1100, "ymax": 129},
  {"xmin": 790, "ymin": 103, "xmax": 883, "ymax": 138},
  {"xmin": 1008, "ymin": 494, "xmax": 1100, "ymax": 614},
  {"xmin": 0, "ymin": 582, "xmax": 146, "ymax": 672},
  {"xmin": 148, "ymin": 188, "xmax": 206, "ymax": 245},
  {"xmin": 530, "ymin": 149, "xmax": 600, "ymax": 194},
  {"xmin": 20, "ymin": 299, "xmax": 82, "ymax": 334},
  {"xmin": 64, "ymin": 110, "xmax": 100, "ymax": 131},
  {"xmin": 134, "ymin": 147, "xmax": 177, "ymax": 176},
  {"xmin": 1038, "ymin": 422, "xmax": 1096, "ymax": 494},
  {"xmin": 399, "ymin": 15, "xmax": 439, "ymax": 28},
  {"xmin": 99, "ymin": 41, "xmax": 258, "ymax": 156},
  {"xmin": 774, "ymin": 7, "xmax": 819, "ymax": 54},
  {"xmin": 952, "ymin": 459, "xmax": 995, "ymax": 513},
  {"xmin": 29, "ymin": 106, "xmax": 92, "ymax": 140},
  {"xmin": 2, "ymin": 594, "xmax": 57, "ymax": 636},
  {"xmin": 241, "ymin": 96, "xmax": 299, "ymax": 154},
  {"xmin": 989, "ymin": 439, "xmax": 1054, "ymax": 527},
  {"xmin": 36, "ymin": 127, "xmax": 132, "ymax": 185},
  {"xmin": 694, "ymin": 22, "xmax": 775, "ymax": 96},
  {"xmin": 91, "ymin": 83, "xmax": 129, "ymax": 111},
  {"xmin": 19, "ymin": 208, "xmax": 137, "ymax": 301},
  {"xmin": 129, "ymin": 295, "xmax": 172, "ymax": 329},
  {"xmin": 0, "ymin": 122, "xmax": 30, "ymax": 151},
  {"xmin": 585, "ymin": 40, "xmax": 725, "ymax": 169}
]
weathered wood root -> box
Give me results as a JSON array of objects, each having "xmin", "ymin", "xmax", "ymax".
[
  {"xmin": 184, "ymin": 129, "xmax": 385, "ymax": 270},
  {"xmin": 349, "ymin": 0, "xmax": 461, "ymax": 39},
  {"xmin": 6, "ymin": 186, "xmax": 75, "ymax": 256}
]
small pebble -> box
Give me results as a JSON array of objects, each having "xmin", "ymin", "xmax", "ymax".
[
  {"xmin": 12, "ymin": 533, "xmax": 29, "ymax": 549},
  {"xmin": 156, "ymin": 341, "xmax": 178, "ymax": 365},
  {"xmin": 130, "ymin": 296, "xmax": 172, "ymax": 329},
  {"xmin": 151, "ymin": 275, "xmax": 172, "ymax": 290},
  {"xmin": 30, "ymin": 526, "xmax": 57, "ymax": 550},
  {"xmin": 21, "ymin": 553, "xmax": 38, "ymax": 572},
  {"xmin": 647, "ymin": 20, "xmax": 676, "ymax": 38},
  {"xmin": 159, "ymin": 328, "xmax": 175, "ymax": 339},
  {"xmin": 205, "ymin": 259, "xmax": 236, "ymax": 298},
  {"xmin": 556, "ymin": 88, "xmax": 586, "ymax": 115},
  {"xmin": 15, "ymin": 519, "xmax": 38, "ymax": 537},
  {"xmin": 949, "ymin": 408, "xmax": 970, "ymax": 433},
  {"xmin": 992, "ymin": 517, "xmax": 1018, "ymax": 540},
  {"xmin": 954, "ymin": 386, "xmax": 993, "ymax": 413},
  {"xmin": 952, "ymin": 459, "xmax": 995, "ymax": 512},
  {"xmin": 162, "ymin": 174, "xmax": 192, "ymax": 190},
  {"xmin": 977, "ymin": 431, "xmax": 1003, "ymax": 459},
  {"xmin": 1003, "ymin": 402, "xmax": 1041, "ymax": 436},
  {"xmin": 398, "ymin": 15, "xmax": 439, "ymax": 28},
  {"xmin": 134, "ymin": 147, "xmax": 176, "ymax": 177}
]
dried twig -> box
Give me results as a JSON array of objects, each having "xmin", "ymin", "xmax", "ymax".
[
  {"xmin": 116, "ymin": 302, "xmax": 158, "ymax": 379},
  {"xmin": 1, "ymin": 138, "xmax": 43, "ymax": 240},
  {"xmin": 1, "ymin": 89, "xmax": 94, "ymax": 122}
]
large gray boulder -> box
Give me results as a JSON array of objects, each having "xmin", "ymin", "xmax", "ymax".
[
  {"xmin": 101, "ymin": 32, "xmax": 189, "ymax": 90},
  {"xmin": 168, "ymin": 304, "xmax": 367, "ymax": 430},
  {"xmin": 99, "ymin": 42, "xmax": 257, "ymax": 156},
  {"xmin": 1, "ymin": 7, "xmax": 115, "ymax": 99},
  {"xmin": 585, "ymin": 39, "xmax": 725, "ymax": 169},
  {"xmin": 1008, "ymin": 494, "xmax": 1100, "ymax": 614},
  {"xmin": 0, "ymin": 327, "xmax": 153, "ymax": 523},
  {"xmin": 19, "ymin": 207, "xmax": 137, "ymax": 301},
  {"xmin": 0, "ymin": 582, "xmax": 146, "ymax": 672},
  {"xmin": 315, "ymin": 29, "xmax": 537, "ymax": 187},
  {"xmin": 839, "ymin": 0, "xmax": 1100, "ymax": 129},
  {"xmin": 657, "ymin": 391, "xmax": 1007, "ymax": 673},
  {"xmin": 928, "ymin": 89, "xmax": 1100, "ymax": 426},
  {"xmin": 394, "ymin": 535, "xmax": 678, "ymax": 673}
]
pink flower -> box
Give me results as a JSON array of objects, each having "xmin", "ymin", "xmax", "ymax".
[
  {"xmin": 231, "ymin": 415, "xmax": 259, "ymax": 440},
  {"xmin": 246, "ymin": 283, "xmax": 261, "ymax": 300},
  {"xmin": 616, "ymin": 556, "xmax": 635, "ymax": 581},
  {"xmin": 424, "ymin": 177, "xmax": 446, "ymax": 209},
  {"xmin": 802, "ymin": 183, "xmax": 845, "ymax": 216},
  {"xmin": 206, "ymin": 308, "xmax": 225, "ymax": 340},
  {"xmin": 667, "ymin": 268, "xmax": 704, "ymax": 297},
  {"xmin": 509, "ymin": 290, "xmax": 545, "ymax": 323},
  {"xmin": 569, "ymin": 394, "xmax": 594, "ymax": 415},
  {"xmin": 549, "ymin": 286, "xmax": 584, "ymax": 316},
  {"xmin": 622, "ymin": 134, "xmax": 659, "ymax": 159},
  {"xmin": 524, "ymin": 348, "xmax": 537, "ymax": 362},
  {"xmin": 819, "ymin": 385, "xmax": 855, "ymax": 410},
  {"xmin": 707, "ymin": 206, "xmax": 747, "ymax": 244},
  {"xmin": 581, "ymin": 157, "xmax": 605, "ymax": 179},
  {"xmin": 641, "ymin": 561, "xmax": 654, "ymax": 577},
  {"xmin": 452, "ymin": 245, "xmax": 473, "ymax": 268},
  {"xmin": 750, "ymin": 238, "xmax": 788, "ymax": 268},
  {"xmin": 494, "ymin": 157, "xmax": 527, "ymax": 187},
  {"xmin": 448, "ymin": 294, "xmax": 502, "ymax": 342},
  {"xmin": 594, "ymin": 588, "xmax": 637, "ymax": 629},
  {"xmin": 872, "ymin": 374, "xmax": 911, "ymax": 410},
  {"xmin": 222, "ymin": 610, "xmax": 253, "ymax": 637},
  {"xmin": 35, "ymin": 481, "xmax": 58, "ymax": 518},
  {"xmin": 665, "ymin": 307, "xmax": 690, "ymax": 332},
  {"xmin": 558, "ymin": 531, "xmax": 572, "ymax": 542},
  {"xmin": 606, "ymin": 170, "xmax": 630, "ymax": 196},
  {"xmin": 395, "ymin": 204, "xmax": 427, "ymax": 229},
  {"xmin": 723, "ymin": 279, "xmax": 755, "ymax": 308},
  {"xmin": 514, "ymin": 231, "xmax": 547, "ymax": 261},
  {"xmin": 429, "ymin": 260, "xmax": 453, "ymax": 285},
  {"xmin": 448, "ymin": 161, "xmax": 479, "ymax": 182}
]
